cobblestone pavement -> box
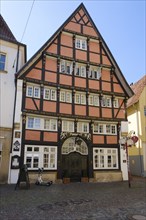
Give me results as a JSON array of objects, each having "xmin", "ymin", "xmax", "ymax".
[{"xmin": 0, "ymin": 177, "xmax": 146, "ymax": 220}]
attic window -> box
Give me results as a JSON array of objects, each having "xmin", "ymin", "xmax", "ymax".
[{"xmin": 75, "ymin": 38, "xmax": 87, "ymax": 50}]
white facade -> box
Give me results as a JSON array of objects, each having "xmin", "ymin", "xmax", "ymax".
[
  {"xmin": 0, "ymin": 40, "xmax": 25, "ymax": 128},
  {"xmin": 0, "ymin": 37, "xmax": 26, "ymax": 183}
]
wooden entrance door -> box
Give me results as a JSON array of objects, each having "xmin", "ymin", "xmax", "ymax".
[{"xmin": 62, "ymin": 152, "xmax": 87, "ymax": 182}]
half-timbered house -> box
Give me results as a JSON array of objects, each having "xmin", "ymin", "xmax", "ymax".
[{"xmin": 9, "ymin": 3, "xmax": 134, "ymax": 183}]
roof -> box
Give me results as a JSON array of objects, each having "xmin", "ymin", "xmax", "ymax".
[
  {"xmin": 0, "ymin": 14, "xmax": 17, "ymax": 43},
  {"xmin": 127, "ymin": 75, "xmax": 146, "ymax": 107},
  {"xmin": 16, "ymin": 3, "xmax": 134, "ymax": 98}
]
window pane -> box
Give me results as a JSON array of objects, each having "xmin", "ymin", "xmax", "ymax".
[
  {"xmin": 81, "ymin": 94, "xmax": 86, "ymax": 104},
  {"xmin": 75, "ymin": 94, "xmax": 80, "ymax": 104},
  {"xmin": 0, "ymin": 54, "xmax": 6, "ymax": 71},
  {"xmin": 27, "ymin": 86, "xmax": 33, "ymax": 97},
  {"xmin": 28, "ymin": 118, "xmax": 34, "ymax": 128},
  {"xmin": 51, "ymin": 90, "xmax": 56, "ymax": 100},
  {"xmin": 33, "ymin": 156, "xmax": 39, "ymax": 168},
  {"xmin": 60, "ymin": 91, "xmax": 65, "ymax": 102},
  {"xmin": 34, "ymin": 118, "xmax": 40, "ymax": 129},
  {"xmin": 66, "ymin": 92, "xmax": 72, "ymax": 103},
  {"xmin": 94, "ymin": 96, "xmax": 99, "ymax": 106},
  {"xmin": 44, "ymin": 119, "xmax": 50, "ymax": 130},
  {"xmin": 44, "ymin": 89, "xmax": 50, "ymax": 99},
  {"xmin": 34, "ymin": 87, "xmax": 40, "ymax": 98},
  {"xmin": 26, "ymin": 157, "xmax": 32, "ymax": 168},
  {"xmin": 50, "ymin": 119, "xmax": 57, "ymax": 130}
]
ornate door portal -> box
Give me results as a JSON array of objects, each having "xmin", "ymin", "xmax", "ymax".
[{"xmin": 62, "ymin": 137, "xmax": 88, "ymax": 182}]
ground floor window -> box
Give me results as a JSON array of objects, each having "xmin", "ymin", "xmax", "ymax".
[
  {"xmin": 24, "ymin": 145, "xmax": 57, "ymax": 170},
  {"xmin": 93, "ymin": 148, "xmax": 118, "ymax": 169}
]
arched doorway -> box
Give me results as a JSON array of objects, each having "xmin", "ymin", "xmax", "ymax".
[{"xmin": 62, "ymin": 137, "xmax": 88, "ymax": 182}]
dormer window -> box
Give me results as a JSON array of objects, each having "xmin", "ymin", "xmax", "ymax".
[{"xmin": 75, "ymin": 38, "xmax": 87, "ymax": 50}]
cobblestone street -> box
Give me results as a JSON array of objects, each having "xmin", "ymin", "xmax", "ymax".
[{"xmin": 0, "ymin": 177, "xmax": 146, "ymax": 220}]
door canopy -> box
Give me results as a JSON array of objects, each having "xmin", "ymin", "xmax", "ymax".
[{"xmin": 62, "ymin": 137, "xmax": 88, "ymax": 155}]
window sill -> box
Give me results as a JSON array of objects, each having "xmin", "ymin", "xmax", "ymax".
[{"xmin": 0, "ymin": 70, "xmax": 8, "ymax": 74}]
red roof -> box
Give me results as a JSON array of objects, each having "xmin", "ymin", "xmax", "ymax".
[
  {"xmin": 127, "ymin": 75, "xmax": 146, "ymax": 107},
  {"xmin": 0, "ymin": 14, "xmax": 17, "ymax": 43}
]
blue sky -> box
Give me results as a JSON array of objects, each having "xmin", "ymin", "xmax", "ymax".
[{"xmin": 1, "ymin": 0, "xmax": 145, "ymax": 84}]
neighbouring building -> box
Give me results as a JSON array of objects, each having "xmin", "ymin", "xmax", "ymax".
[
  {"xmin": 8, "ymin": 3, "xmax": 134, "ymax": 184},
  {"xmin": 0, "ymin": 14, "xmax": 26, "ymax": 183},
  {"xmin": 127, "ymin": 75, "xmax": 146, "ymax": 177}
]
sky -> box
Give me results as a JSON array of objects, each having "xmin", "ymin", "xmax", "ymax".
[{"xmin": 1, "ymin": 0, "xmax": 145, "ymax": 85}]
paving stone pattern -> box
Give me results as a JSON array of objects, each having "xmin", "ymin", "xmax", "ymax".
[{"xmin": 0, "ymin": 177, "xmax": 146, "ymax": 220}]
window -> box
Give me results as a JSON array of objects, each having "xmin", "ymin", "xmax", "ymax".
[
  {"xmin": 77, "ymin": 122, "xmax": 89, "ymax": 133},
  {"xmin": 75, "ymin": 93, "xmax": 86, "ymax": 105},
  {"xmin": 44, "ymin": 119, "xmax": 57, "ymax": 131},
  {"xmin": 26, "ymin": 85, "xmax": 40, "ymax": 98},
  {"xmin": 0, "ymin": 53, "xmax": 6, "ymax": 71},
  {"xmin": 93, "ymin": 123, "xmax": 117, "ymax": 135},
  {"xmin": 144, "ymin": 106, "xmax": 146, "ymax": 116},
  {"xmin": 89, "ymin": 94, "xmax": 99, "ymax": 106},
  {"xmin": 93, "ymin": 148, "xmax": 118, "ymax": 169},
  {"xmin": 88, "ymin": 66, "xmax": 101, "ymax": 80},
  {"xmin": 34, "ymin": 87, "xmax": 40, "ymax": 98},
  {"xmin": 75, "ymin": 63, "xmax": 86, "ymax": 77},
  {"xmin": 27, "ymin": 117, "xmax": 41, "ymax": 129},
  {"xmin": 62, "ymin": 120, "xmax": 74, "ymax": 132},
  {"xmin": 44, "ymin": 88, "xmax": 56, "ymax": 101},
  {"xmin": 113, "ymin": 99, "xmax": 119, "ymax": 108},
  {"xmin": 60, "ymin": 60, "xmax": 73, "ymax": 74},
  {"xmin": 25, "ymin": 145, "xmax": 57, "ymax": 169},
  {"xmin": 101, "ymin": 96, "xmax": 111, "ymax": 107},
  {"xmin": 60, "ymin": 90, "xmax": 72, "ymax": 103},
  {"xmin": 75, "ymin": 38, "xmax": 87, "ymax": 50}
]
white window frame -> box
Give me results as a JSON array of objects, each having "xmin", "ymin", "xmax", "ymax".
[
  {"xmin": 60, "ymin": 60, "xmax": 72, "ymax": 75},
  {"xmin": 77, "ymin": 122, "xmax": 89, "ymax": 133},
  {"xmin": 27, "ymin": 117, "xmax": 41, "ymax": 130},
  {"xmin": 62, "ymin": 120, "xmax": 74, "ymax": 132},
  {"xmin": 102, "ymin": 96, "xmax": 112, "ymax": 107},
  {"xmin": 93, "ymin": 123, "xmax": 117, "ymax": 135},
  {"xmin": 26, "ymin": 86, "xmax": 33, "ymax": 97},
  {"xmin": 75, "ymin": 63, "xmax": 86, "ymax": 77},
  {"xmin": 113, "ymin": 98, "xmax": 119, "ymax": 108},
  {"xmin": 34, "ymin": 86, "xmax": 40, "ymax": 98},
  {"xmin": 89, "ymin": 94, "xmax": 99, "ymax": 106},
  {"xmin": 26, "ymin": 85, "xmax": 40, "ymax": 98},
  {"xmin": 88, "ymin": 66, "xmax": 101, "ymax": 80},
  {"xmin": 75, "ymin": 38, "xmax": 87, "ymax": 50},
  {"xmin": 75, "ymin": 93, "xmax": 86, "ymax": 105},
  {"xmin": 93, "ymin": 148, "xmax": 118, "ymax": 169},
  {"xmin": 24, "ymin": 145, "xmax": 57, "ymax": 170},
  {"xmin": 44, "ymin": 88, "xmax": 56, "ymax": 101},
  {"xmin": 60, "ymin": 90, "xmax": 72, "ymax": 103},
  {"xmin": 44, "ymin": 119, "xmax": 57, "ymax": 131}
]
